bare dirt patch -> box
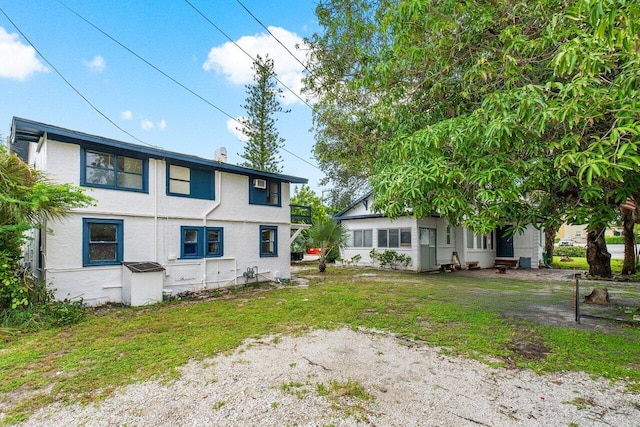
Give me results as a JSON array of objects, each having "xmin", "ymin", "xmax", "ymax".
[{"xmin": 18, "ymin": 328, "xmax": 639, "ymax": 427}]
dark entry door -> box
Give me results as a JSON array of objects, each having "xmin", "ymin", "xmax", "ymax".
[{"xmin": 496, "ymin": 226, "xmax": 514, "ymax": 257}]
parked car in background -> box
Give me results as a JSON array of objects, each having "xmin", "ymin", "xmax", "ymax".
[{"xmin": 558, "ymin": 238, "xmax": 575, "ymax": 246}]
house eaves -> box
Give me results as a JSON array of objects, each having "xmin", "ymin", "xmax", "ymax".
[{"xmin": 10, "ymin": 117, "xmax": 308, "ymax": 184}]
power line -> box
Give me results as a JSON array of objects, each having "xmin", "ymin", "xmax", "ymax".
[
  {"xmin": 0, "ymin": 6, "xmax": 156, "ymax": 148},
  {"xmin": 54, "ymin": 0, "xmax": 238, "ymax": 124},
  {"xmin": 234, "ymin": 0, "xmax": 312, "ymax": 76},
  {"xmin": 53, "ymin": 0, "xmax": 319, "ymax": 170},
  {"xmin": 183, "ymin": 0, "xmax": 313, "ymax": 109}
]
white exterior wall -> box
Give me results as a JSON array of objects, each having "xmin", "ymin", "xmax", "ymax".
[
  {"xmin": 513, "ymin": 224, "xmax": 544, "ymax": 268},
  {"xmin": 340, "ymin": 216, "xmax": 418, "ymax": 270},
  {"xmin": 32, "ymin": 137, "xmax": 295, "ymax": 305},
  {"xmin": 338, "ymin": 199, "xmax": 543, "ymax": 271}
]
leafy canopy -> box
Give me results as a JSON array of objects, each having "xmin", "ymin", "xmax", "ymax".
[{"xmin": 306, "ymin": 0, "xmax": 640, "ymax": 236}]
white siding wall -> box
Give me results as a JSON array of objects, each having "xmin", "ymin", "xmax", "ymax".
[
  {"xmin": 513, "ymin": 224, "xmax": 543, "ymax": 268},
  {"xmin": 35, "ymin": 138, "xmax": 294, "ymax": 305},
  {"xmin": 340, "ymin": 216, "xmax": 419, "ymax": 270}
]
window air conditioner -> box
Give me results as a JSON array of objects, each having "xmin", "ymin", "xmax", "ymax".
[{"xmin": 253, "ymin": 178, "xmax": 267, "ymax": 189}]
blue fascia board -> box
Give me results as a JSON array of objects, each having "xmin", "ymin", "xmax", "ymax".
[
  {"xmin": 333, "ymin": 190, "xmax": 374, "ymax": 218},
  {"xmin": 10, "ymin": 117, "xmax": 308, "ymax": 184}
]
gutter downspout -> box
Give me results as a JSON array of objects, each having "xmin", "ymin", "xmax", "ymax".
[
  {"xmin": 154, "ymin": 160, "xmax": 158, "ymax": 262},
  {"xmin": 202, "ymin": 171, "xmax": 222, "ymax": 288}
]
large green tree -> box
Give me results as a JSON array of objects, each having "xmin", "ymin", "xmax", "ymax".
[
  {"xmin": 0, "ymin": 146, "xmax": 93, "ymax": 308},
  {"xmin": 306, "ymin": 0, "xmax": 640, "ymax": 277},
  {"xmin": 238, "ymin": 54, "xmax": 288, "ymax": 173},
  {"xmin": 304, "ymin": 0, "xmax": 390, "ymax": 209}
]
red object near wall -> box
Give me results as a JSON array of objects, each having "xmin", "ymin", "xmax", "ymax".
[{"xmin": 307, "ymin": 247, "xmax": 321, "ymax": 255}]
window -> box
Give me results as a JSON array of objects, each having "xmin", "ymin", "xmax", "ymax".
[
  {"xmin": 260, "ymin": 225, "xmax": 278, "ymax": 257},
  {"xmin": 446, "ymin": 225, "xmax": 452, "ymax": 245},
  {"xmin": 249, "ymin": 177, "xmax": 281, "ymax": 206},
  {"xmin": 82, "ymin": 148, "xmax": 146, "ymax": 192},
  {"xmin": 180, "ymin": 226, "xmax": 224, "ymax": 259},
  {"xmin": 467, "ymin": 229, "xmax": 493, "ymax": 250},
  {"xmin": 400, "ymin": 229, "xmax": 411, "ymax": 247},
  {"xmin": 206, "ymin": 228, "xmax": 223, "ymax": 257},
  {"xmin": 467, "ymin": 229, "xmax": 474, "ymax": 249},
  {"xmin": 169, "ymin": 165, "xmax": 190, "ymax": 195},
  {"xmin": 378, "ymin": 229, "xmax": 388, "ymax": 247},
  {"xmin": 378, "ymin": 228, "xmax": 411, "ymax": 248},
  {"xmin": 83, "ymin": 219, "xmax": 123, "ymax": 266},
  {"xmin": 167, "ymin": 163, "xmax": 214, "ymax": 199},
  {"xmin": 353, "ymin": 229, "xmax": 373, "ymax": 247},
  {"xmin": 268, "ymin": 182, "xmax": 279, "ymax": 205}
]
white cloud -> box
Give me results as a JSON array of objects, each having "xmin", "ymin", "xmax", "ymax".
[
  {"xmin": 83, "ymin": 55, "xmax": 106, "ymax": 72},
  {"xmin": 226, "ymin": 117, "xmax": 249, "ymax": 142},
  {"xmin": 141, "ymin": 119, "xmax": 154, "ymax": 130},
  {"xmin": 0, "ymin": 27, "xmax": 48, "ymax": 80},
  {"xmin": 121, "ymin": 110, "xmax": 133, "ymax": 120},
  {"xmin": 203, "ymin": 26, "xmax": 308, "ymax": 105},
  {"xmin": 157, "ymin": 119, "xmax": 167, "ymax": 131}
]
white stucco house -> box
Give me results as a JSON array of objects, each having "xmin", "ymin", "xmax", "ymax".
[
  {"xmin": 9, "ymin": 117, "xmax": 308, "ymax": 306},
  {"xmin": 335, "ymin": 192, "xmax": 545, "ymax": 272}
]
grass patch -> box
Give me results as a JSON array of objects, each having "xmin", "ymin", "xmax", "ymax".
[
  {"xmin": 551, "ymin": 256, "xmax": 624, "ymax": 273},
  {"xmin": 1, "ymin": 268, "xmax": 640, "ymax": 423}
]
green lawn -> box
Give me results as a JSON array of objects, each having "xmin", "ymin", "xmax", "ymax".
[
  {"xmin": 1, "ymin": 267, "xmax": 639, "ymax": 424},
  {"xmin": 551, "ymin": 256, "xmax": 624, "ymax": 272}
]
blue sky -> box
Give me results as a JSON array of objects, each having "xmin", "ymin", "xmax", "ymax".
[{"xmin": 0, "ymin": 0, "xmax": 323, "ymax": 190}]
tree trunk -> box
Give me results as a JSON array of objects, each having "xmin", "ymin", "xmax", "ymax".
[
  {"xmin": 586, "ymin": 226, "xmax": 612, "ymax": 277},
  {"xmin": 544, "ymin": 224, "xmax": 557, "ymax": 265},
  {"xmin": 318, "ymin": 259, "xmax": 327, "ymax": 273},
  {"xmin": 621, "ymin": 208, "xmax": 636, "ymax": 275}
]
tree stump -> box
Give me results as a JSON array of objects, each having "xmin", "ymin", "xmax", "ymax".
[{"xmin": 584, "ymin": 288, "xmax": 609, "ymax": 304}]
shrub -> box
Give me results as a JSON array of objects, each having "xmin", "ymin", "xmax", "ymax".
[
  {"xmin": 605, "ymin": 236, "xmax": 624, "ymax": 244},
  {"xmin": 374, "ymin": 250, "xmax": 412, "ymax": 270},
  {"xmin": 555, "ymin": 245, "xmax": 586, "ymax": 258}
]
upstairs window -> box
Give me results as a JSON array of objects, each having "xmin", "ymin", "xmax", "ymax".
[
  {"xmin": 83, "ymin": 219, "xmax": 123, "ymax": 266},
  {"xmin": 249, "ymin": 177, "xmax": 281, "ymax": 206},
  {"xmin": 82, "ymin": 148, "xmax": 146, "ymax": 192},
  {"xmin": 260, "ymin": 225, "xmax": 278, "ymax": 257},
  {"xmin": 167, "ymin": 164, "xmax": 214, "ymax": 200},
  {"xmin": 180, "ymin": 226, "xmax": 224, "ymax": 259}
]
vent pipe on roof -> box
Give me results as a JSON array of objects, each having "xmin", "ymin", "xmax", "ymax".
[{"xmin": 214, "ymin": 147, "xmax": 227, "ymax": 163}]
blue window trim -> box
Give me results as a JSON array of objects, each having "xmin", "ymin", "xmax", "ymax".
[
  {"xmin": 249, "ymin": 177, "xmax": 281, "ymax": 207},
  {"xmin": 166, "ymin": 162, "xmax": 215, "ymax": 200},
  {"xmin": 80, "ymin": 146, "xmax": 148, "ymax": 193},
  {"xmin": 259, "ymin": 225, "xmax": 278, "ymax": 257},
  {"xmin": 206, "ymin": 227, "xmax": 224, "ymax": 257},
  {"xmin": 180, "ymin": 226, "xmax": 224, "ymax": 259},
  {"xmin": 83, "ymin": 218, "xmax": 124, "ymax": 267}
]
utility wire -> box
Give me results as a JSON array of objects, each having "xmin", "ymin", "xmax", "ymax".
[
  {"xmin": 183, "ymin": 0, "xmax": 313, "ymax": 109},
  {"xmin": 54, "ymin": 0, "xmax": 237, "ymax": 123},
  {"xmin": 0, "ymin": 6, "xmax": 156, "ymax": 148},
  {"xmin": 54, "ymin": 0, "xmax": 319, "ymax": 170},
  {"xmin": 234, "ymin": 0, "xmax": 312, "ymax": 76}
]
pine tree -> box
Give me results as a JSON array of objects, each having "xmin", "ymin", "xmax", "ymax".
[{"xmin": 237, "ymin": 54, "xmax": 288, "ymax": 173}]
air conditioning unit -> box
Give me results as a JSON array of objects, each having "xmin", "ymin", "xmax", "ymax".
[{"xmin": 253, "ymin": 178, "xmax": 267, "ymax": 189}]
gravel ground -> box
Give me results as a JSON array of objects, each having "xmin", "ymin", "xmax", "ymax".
[{"xmin": 20, "ymin": 328, "xmax": 639, "ymax": 427}]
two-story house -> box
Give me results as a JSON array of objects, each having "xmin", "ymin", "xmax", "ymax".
[{"xmin": 9, "ymin": 117, "xmax": 307, "ymax": 306}]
